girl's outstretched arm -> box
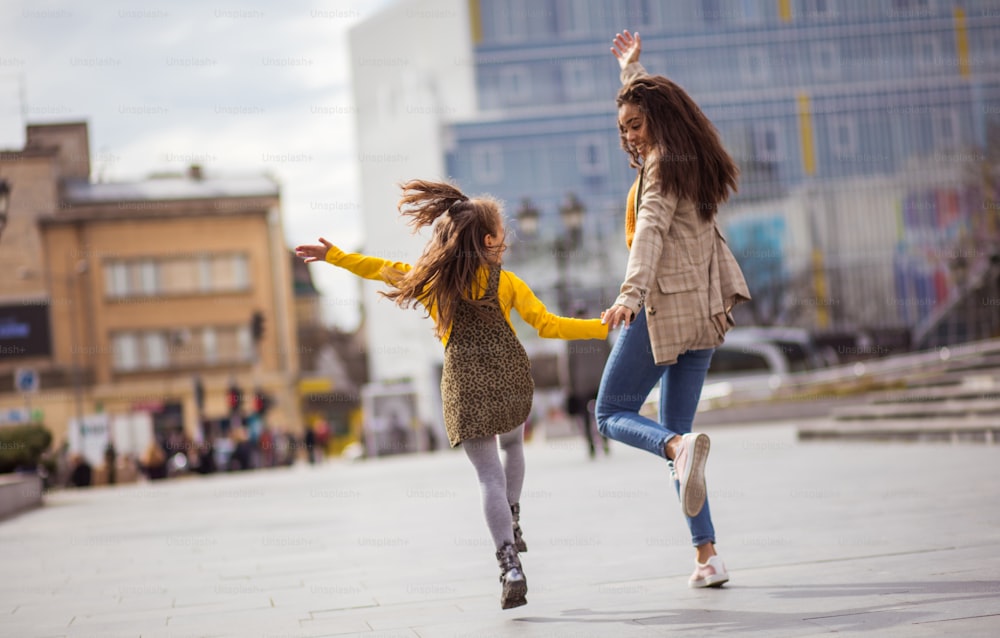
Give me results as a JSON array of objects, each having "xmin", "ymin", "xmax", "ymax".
[
  {"xmin": 502, "ymin": 271, "xmax": 607, "ymax": 341},
  {"xmin": 295, "ymin": 238, "xmax": 411, "ymax": 282},
  {"xmin": 295, "ymin": 238, "xmax": 333, "ymax": 263}
]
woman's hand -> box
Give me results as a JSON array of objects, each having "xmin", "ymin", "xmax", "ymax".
[
  {"xmin": 610, "ymin": 30, "xmax": 641, "ymax": 70},
  {"xmin": 295, "ymin": 238, "xmax": 334, "ymax": 263},
  {"xmin": 601, "ymin": 304, "xmax": 635, "ymax": 330}
]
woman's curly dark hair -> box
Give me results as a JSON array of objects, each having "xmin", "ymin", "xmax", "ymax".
[{"xmin": 617, "ymin": 75, "xmax": 739, "ymax": 222}]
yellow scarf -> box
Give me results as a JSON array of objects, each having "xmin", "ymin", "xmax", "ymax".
[{"xmin": 625, "ymin": 172, "xmax": 641, "ymax": 250}]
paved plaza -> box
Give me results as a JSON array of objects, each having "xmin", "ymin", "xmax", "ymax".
[{"xmin": 2, "ymin": 420, "xmax": 999, "ymax": 637}]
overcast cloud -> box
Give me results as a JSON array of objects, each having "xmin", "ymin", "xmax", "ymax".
[{"xmin": 0, "ymin": 0, "xmax": 394, "ymax": 330}]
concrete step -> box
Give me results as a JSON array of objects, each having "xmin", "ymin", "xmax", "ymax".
[
  {"xmin": 871, "ymin": 375, "xmax": 1000, "ymax": 404},
  {"xmin": 943, "ymin": 353, "xmax": 1000, "ymax": 374},
  {"xmin": 895, "ymin": 370, "xmax": 1000, "ymax": 391},
  {"xmin": 831, "ymin": 399, "xmax": 1000, "ymax": 421},
  {"xmin": 798, "ymin": 416, "xmax": 1000, "ymax": 444}
]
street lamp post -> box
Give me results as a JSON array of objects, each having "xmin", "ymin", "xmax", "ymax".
[
  {"xmin": 517, "ymin": 193, "xmax": 585, "ymax": 314},
  {"xmin": 516, "ymin": 193, "xmax": 610, "ymax": 457}
]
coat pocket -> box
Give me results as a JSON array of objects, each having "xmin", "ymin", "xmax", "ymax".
[{"xmin": 657, "ymin": 270, "xmax": 700, "ymax": 294}]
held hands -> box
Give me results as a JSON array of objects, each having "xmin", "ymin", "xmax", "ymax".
[
  {"xmin": 610, "ymin": 30, "xmax": 641, "ymax": 70},
  {"xmin": 295, "ymin": 238, "xmax": 334, "ymax": 263},
  {"xmin": 601, "ymin": 304, "xmax": 635, "ymax": 330}
]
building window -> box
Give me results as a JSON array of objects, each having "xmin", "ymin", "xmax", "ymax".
[
  {"xmin": 803, "ymin": 0, "xmax": 836, "ymax": 19},
  {"xmin": 111, "ymin": 325, "xmax": 253, "ymax": 372},
  {"xmin": 932, "ymin": 108, "xmax": 960, "ymax": 149},
  {"xmin": 232, "ymin": 254, "xmax": 249, "ymax": 290},
  {"xmin": 471, "ymin": 144, "xmax": 504, "ymax": 184},
  {"xmin": 556, "ymin": 0, "xmax": 590, "ymax": 36},
  {"xmin": 139, "ymin": 260, "xmax": 158, "ymax": 295},
  {"xmin": 622, "ymin": 0, "xmax": 654, "ymax": 26},
  {"xmin": 202, "ymin": 327, "xmax": 217, "ymax": 364},
  {"xmin": 105, "ymin": 262, "xmax": 129, "ymax": 297},
  {"xmin": 198, "ymin": 254, "xmax": 213, "ymax": 292},
  {"xmin": 915, "ymin": 35, "xmax": 940, "ymax": 70},
  {"xmin": 498, "ymin": 66, "xmax": 530, "ymax": 104},
  {"xmin": 576, "ymin": 136, "xmax": 608, "ymax": 176},
  {"xmin": 237, "ymin": 325, "xmax": 253, "ymax": 362},
  {"xmin": 489, "ymin": 0, "xmax": 529, "ymax": 42},
  {"xmin": 811, "ymin": 42, "xmax": 840, "ymax": 79},
  {"xmin": 738, "ymin": 0, "xmax": 764, "ymax": 23},
  {"xmin": 112, "ymin": 333, "xmax": 139, "ymax": 371},
  {"xmin": 563, "ymin": 60, "xmax": 595, "ymax": 100},
  {"xmin": 891, "ymin": 0, "xmax": 933, "ymax": 15},
  {"xmin": 753, "ymin": 123, "xmax": 782, "ymax": 162},
  {"xmin": 827, "ymin": 115, "xmax": 857, "ymax": 158},
  {"xmin": 160, "ymin": 258, "xmax": 197, "ymax": 294},
  {"xmin": 106, "ymin": 253, "xmax": 250, "ymax": 298},
  {"xmin": 144, "ymin": 332, "xmax": 169, "ymax": 369},
  {"xmin": 739, "ymin": 47, "xmax": 770, "ymax": 84}
]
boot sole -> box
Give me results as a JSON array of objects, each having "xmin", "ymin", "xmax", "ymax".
[{"xmin": 501, "ymin": 578, "xmax": 528, "ymax": 609}]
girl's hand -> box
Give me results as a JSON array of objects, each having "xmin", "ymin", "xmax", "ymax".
[
  {"xmin": 601, "ymin": 304, "xmax": 634, "ymax": 330},
  {"xmin": 610, "ymin": 30, "xmax": 641, "ymax": 70},
  {"xmin": 295, "ymin": 238, "xmax": 334, "ymax": 263}
]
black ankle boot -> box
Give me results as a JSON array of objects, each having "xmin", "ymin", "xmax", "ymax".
[
  {"xmin": 511, "ymin": 502, "xmax": 527, "ymax": 552},
  {"xmin": 495, "ymin": 541, "xmax": 527, "ymax": 609}
]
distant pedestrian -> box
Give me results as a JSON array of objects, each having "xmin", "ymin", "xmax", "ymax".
[
  {"xmin": 596, "ymin": 30, "xmax": 751, "ymax": 589},
  {"xmin": 297, "ymin": 179, "xmax": 607, "ymax": 609},
  {"xmin": 68, "ymin": 454, "xmax": 92, "ymax": 488},
  {"xmin": 140, "ymin": 441, "xmax": 168, "ymax": 481},
  {"xmin": 104, "ymin": 441, "xmax": 117, "ymax": 485},
  {"xmin": 304, "ymin": 424, "xmax": 317, "ymax": 465}
]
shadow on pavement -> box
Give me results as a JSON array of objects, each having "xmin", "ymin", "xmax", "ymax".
[{"xmin": 514, "ymin": 580, "xmax": 1000, "ymax": 633}]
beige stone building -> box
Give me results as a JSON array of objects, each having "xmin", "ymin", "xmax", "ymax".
[{"xmin": 0, "ymin": 122, "xmax": 301, "ymax": 448}]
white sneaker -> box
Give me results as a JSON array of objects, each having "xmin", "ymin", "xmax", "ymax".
[
  {"xmin": 674, "ymin": 432, "xmax": 710, "ymax": 518},
  {"xmin": 689, "ymin": 555, "xmax": 729, "ymax": 588}
]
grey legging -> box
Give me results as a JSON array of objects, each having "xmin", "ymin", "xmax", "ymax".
[{"xmin": 462, "ymin": 424, "xmax": 525, "ymax": 550}]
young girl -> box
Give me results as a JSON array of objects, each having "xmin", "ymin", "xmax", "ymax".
[{"xmin": 296, "ymin": 179, "xmax": 608, "ymax": 609}]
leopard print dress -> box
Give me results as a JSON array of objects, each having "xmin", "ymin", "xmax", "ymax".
[{"xmin": 440, "ymin": 265, "xmax": 534, "ymax": 447}]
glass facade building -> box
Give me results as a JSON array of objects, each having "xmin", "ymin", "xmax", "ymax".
[{"xmin": 445, "ymin": 0, "xmax": 1000, "ymax": 346}]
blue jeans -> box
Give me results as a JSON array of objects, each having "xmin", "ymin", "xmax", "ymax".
[{"xmin": 595, "ymin": 310, "xmax": 716, "ymax": 547}]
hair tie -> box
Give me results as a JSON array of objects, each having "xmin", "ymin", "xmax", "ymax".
[{"xmin": 447, "ymin": 196, "xmax": 468, "ymax": 215}]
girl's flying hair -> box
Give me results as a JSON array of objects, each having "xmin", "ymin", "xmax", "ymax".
[{"xmin": 382, "ymin": 179, "xmax": 504, "ymax": 339}]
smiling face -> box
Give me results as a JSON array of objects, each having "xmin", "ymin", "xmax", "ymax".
[{"xmin": 618, "ymin": 102, "xmax": 651, "ymax": 159}]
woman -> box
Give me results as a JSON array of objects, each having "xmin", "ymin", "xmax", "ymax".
[{"xmin": 597, "ymin": 30, "xmax": 751, "ymax": 589}]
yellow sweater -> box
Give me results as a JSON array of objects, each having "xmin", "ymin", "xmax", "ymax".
[
  {"xmin": 324, "ymin": 245, "xmax": 608, "ymax": 344},
  {"xmin": 625, "ymin": 172, "xmax": 641, "ymax": 250}
]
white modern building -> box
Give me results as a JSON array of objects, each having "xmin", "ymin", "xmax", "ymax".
[{"xmin": 348, "ymin": 0, "xmax": 477, "ymax": 438}]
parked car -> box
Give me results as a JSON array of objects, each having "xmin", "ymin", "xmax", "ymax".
[
  {"xmin": 642, "ymin": 326, "xmax": 837, "ymax": 413},
  {"xmin": 702, "ymin": 326, "xmax": 837, "ymax": 406}
]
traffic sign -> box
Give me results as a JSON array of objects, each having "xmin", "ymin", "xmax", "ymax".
[{"xmin": 14, "ymin": 368, "xmax": 39, "ymax": 393}]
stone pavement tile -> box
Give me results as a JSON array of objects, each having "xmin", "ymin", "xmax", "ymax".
[
  {"xmin": 157, "ymin": 605, "xmax": 306, "ymax": 636},
  {"xmin": 907, "ymin": 614, "xmax": 1000, "ymax": 638},
  {"xmin": 55, "ymin": 594, "xmax": 279, "ymax": 637},
  {"xmin": 294, "ymin": 614, "xmax": 386, "ymax": 636},
  {"xmin": 267, "ymin": 589, "xmax": 380, "ymax": 615}
]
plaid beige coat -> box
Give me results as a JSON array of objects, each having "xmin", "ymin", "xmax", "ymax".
[{"xmin": 615, "ymin": 63, "xmax": 751, "ymax": 365}]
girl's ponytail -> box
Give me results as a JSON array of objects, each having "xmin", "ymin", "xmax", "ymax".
[{"xmin": 398, "ymin": 179, "xmax": 469, "ymax": 229}]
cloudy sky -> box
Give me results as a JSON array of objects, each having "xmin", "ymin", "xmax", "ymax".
[{"xmin": 0, "ymin": 0, "xmax": 395, "ymax": 331}]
